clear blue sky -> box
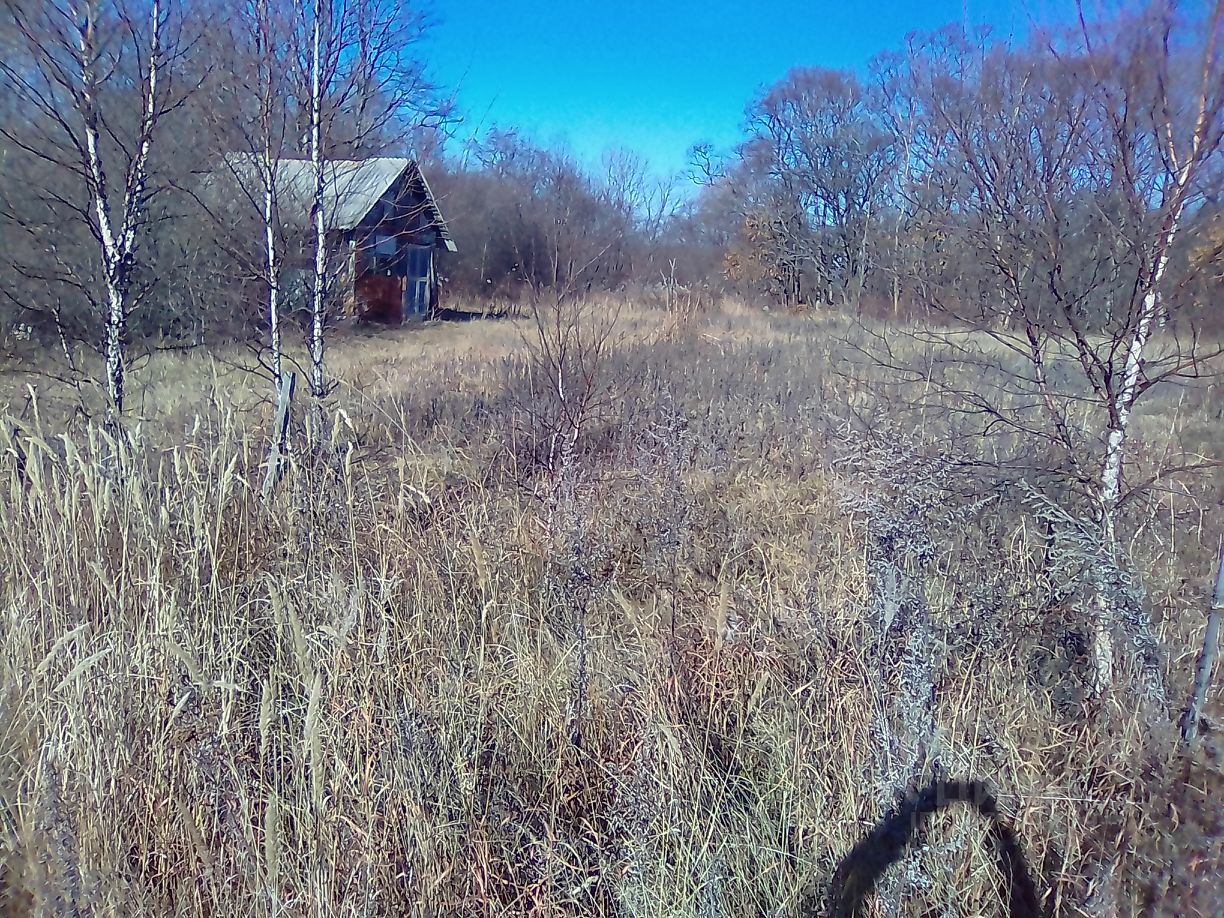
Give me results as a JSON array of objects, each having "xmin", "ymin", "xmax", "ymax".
[{"xmin": 425, "ymin": 1, "xmax": 1060, "ymax": 178}]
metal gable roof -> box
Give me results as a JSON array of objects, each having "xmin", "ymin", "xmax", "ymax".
[{"xmin": 217, "ymin": 155, "xmax": 457, "ymax": 251}]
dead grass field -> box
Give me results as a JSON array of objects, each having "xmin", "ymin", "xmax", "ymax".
[{"xmin": 0, "ymin": 301, "xmax": 1221, "ymax": 916}]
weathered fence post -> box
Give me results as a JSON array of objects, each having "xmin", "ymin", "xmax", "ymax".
[
  {"xmin": 262, "ymin": 371, "xmax": 296, "ymax": 501},
  {"xmin": 1182, "ymin": 544, "xmax": 1224, "ymax": 744}
]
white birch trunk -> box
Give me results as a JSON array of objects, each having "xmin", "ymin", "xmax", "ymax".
[
  {"xmin": 1099, "ymin": 255, "xmax": 1168, "ymax": 524},
  {"xmin": 307, "ymin": 3, "xmax": 327, "ymax": 400},
  {"xmin": 263, "ymin": 177, "xmax": 283, "ymax": 392},
  {"xmin": 1088, "ymin": 1, "xmax": 1221, "ymax": 692},
  {"xmin": 77, "ymin": 3, "xmax": 123, "ymax": 418},
  {"xmin": 74, "ymin": 0, "xmax": 162, "ymax": 422},
  {"xmin": 1093, "ymin": 223, "xmax": 1179, "ymax": 692},
  {"xmin": 256, "ymin": 0, "xmax": 282, "ymax": 394},
  {"xmin": 1098, "ymin": 3, "xmax": 1220, "ymax": 523}
]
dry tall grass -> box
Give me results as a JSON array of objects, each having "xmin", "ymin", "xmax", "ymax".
[{"xmin": 0, "ymin": 303, "xmax": 1220, "ymax": 916}]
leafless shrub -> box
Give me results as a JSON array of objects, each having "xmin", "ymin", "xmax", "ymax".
[
  {"xmin": 834, "ymin": 422, "xmax": 952, "ymax": 910},
  {"xmin": 508, "ymin": 293, "xmax": 623, "ymax": 481},
  {"xmin": 1020, "ymin": 484, "xmax": 1167, "ymax": 708}
]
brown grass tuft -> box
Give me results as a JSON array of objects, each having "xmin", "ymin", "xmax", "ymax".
[{"xmin": 0, "ymin": 301, "xmax": 1220, "ymax": 916}]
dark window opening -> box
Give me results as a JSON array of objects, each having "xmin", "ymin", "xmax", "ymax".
[{"xmin": 368, "ymin": 233, "xmax": 399, "ymax": 275}]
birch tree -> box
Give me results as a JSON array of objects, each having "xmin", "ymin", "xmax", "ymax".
[
  {"xmin": 251, "ymin": 0, "xmax": 293, "ymax": 393},
  {"xmin": 0, "ymin": 0, "xmax": 183, "ymax": 421},
  {"xmin": 879, "ymin": 2, "xmax": 1223, "ymax": 692},
  {"xmin": 193, "ymin": 0, "xmax": 297, "ymax": 396},
  {"xmin": 293, "ymin": 0, "xmax": 438, "ymax": 401},
  {"xmin": 1087, "ymin": 0, "xmax": 1224, "ymax": 530},
  {"xmin": 306, "ymin": 0, "xmax": 329, "ymax": 400},
  {"xmin": 1081, "ymin": 1, "xmax": 1223, "ymax": 688}
]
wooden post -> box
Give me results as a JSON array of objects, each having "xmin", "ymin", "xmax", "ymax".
[
  {"xmin": 5, "ymin": 423, "xmax": 27, "ymax": 488},
  {"xmin": 262, "ymin": 371, "xmax": 296, "ymax": 501},
  {"xmin": 1182, "ymin": 544, "xmax": 1224, "ymax": 744}
]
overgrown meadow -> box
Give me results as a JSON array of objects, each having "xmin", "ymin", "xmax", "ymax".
[{"xmin": 0, "ymin": 302, "xmax": 1220, "ymax": 916}]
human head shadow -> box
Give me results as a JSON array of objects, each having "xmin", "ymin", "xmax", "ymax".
[{"xmin": 808, "ymin": 777, "xmax": 1045, "ymax": 918}]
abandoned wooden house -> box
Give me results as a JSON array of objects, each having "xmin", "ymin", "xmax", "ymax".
[{"xmin": 220, "ymin": 156, "xmax": 456, "ymax": 323}]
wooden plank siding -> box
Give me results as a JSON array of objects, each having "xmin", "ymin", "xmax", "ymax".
[
  {"xmin": 213, "ymin": 156, "xmax": 454, "ymax": 326},
  {"xmin": 346, "ymin": 169, "xmax": 445, "ymax": 323}
]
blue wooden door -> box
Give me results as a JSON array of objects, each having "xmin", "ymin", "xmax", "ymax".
[{"xmin": 404, "ymin": 245, "xmax": 432, "ymax": 317}]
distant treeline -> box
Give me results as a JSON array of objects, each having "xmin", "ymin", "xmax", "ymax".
[{"xmin": 0, "ymin": 0, "xmax": 1220, "ymax": 355}]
